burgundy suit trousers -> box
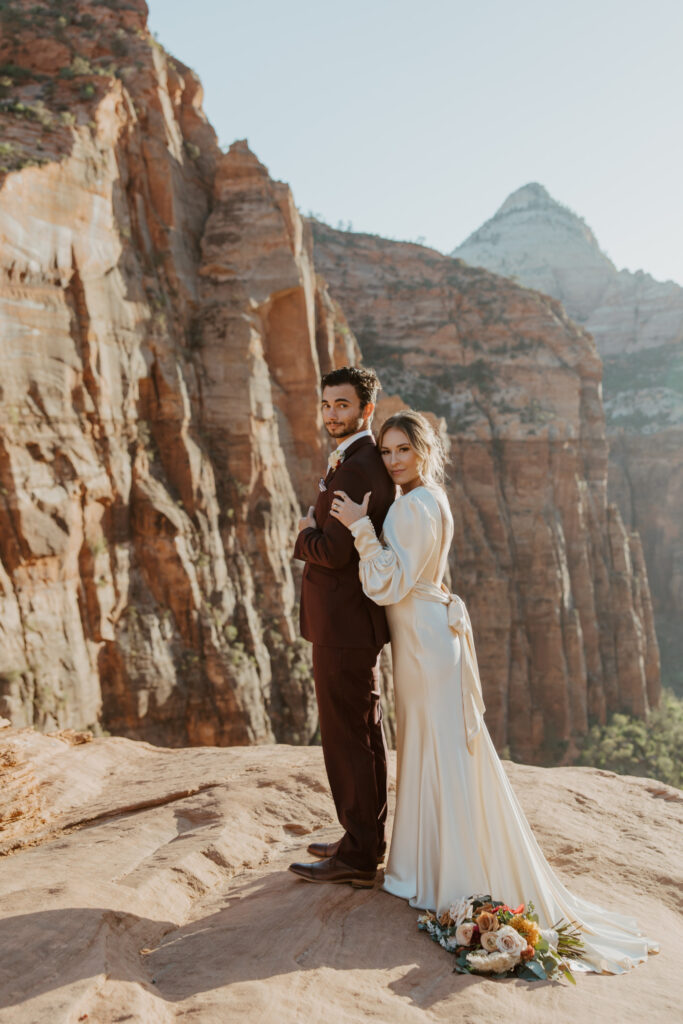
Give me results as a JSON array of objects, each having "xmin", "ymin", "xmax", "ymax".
[{"xmin": 313, "ymin": 644, "xmax": 388, "ymax": 871}]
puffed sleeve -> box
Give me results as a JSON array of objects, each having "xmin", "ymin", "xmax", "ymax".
[{"xmin": 348, "ymin": 491, "xmax": 438, "ymax": 605}]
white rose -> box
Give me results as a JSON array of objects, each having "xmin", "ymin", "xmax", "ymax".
[
  {"xmin": 466, "ymin": 950, "xmax": 492, "ymax": 971},
  {"xmin": 487, "ymin": 950, "xmax": 519, "ymax": 973},
  {"xmin": 455, "ymin": 922, "xmax": 476, "ymax": 946},
  {"xmin": 448, "ymin": 898, "xmax": 474, "ymax": 926},
  {"xmin": 480, "ymin": 930, "xmax": 499, "ymax": 952},
  {"xmin": 496, "ymin": 925, "xmax": 527, "ymax": 956},
  {"xmin": 540, "ymin": 927, "xmax": 559, "ymax": 949},
  {"xmin": 466, "ymin": 950, "xmax": 517, "ymax": 974}
]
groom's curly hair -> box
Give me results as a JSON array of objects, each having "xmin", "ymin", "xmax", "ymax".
[{"xmin": 320, "ymin": 366, "xmax": 382, "ymax": 409}]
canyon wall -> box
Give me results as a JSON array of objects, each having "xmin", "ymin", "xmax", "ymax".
[
  {"xmin": 0, "ymin": 0, "xmax": 660, "ymax": 761},
  {"xmin": 452, "ymin": 183, "xmax": 683, "ymax": 694},
  {"xmin": 0, "ymin": 0, "xmax": 358, "ymax": 746},
  {"xmin": 312, "ymin": 222, "xmax": 660, "ymax": 762}
]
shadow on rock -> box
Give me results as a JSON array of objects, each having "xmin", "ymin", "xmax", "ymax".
[
  {"xmin": 0, "ymin": 906, "xmax": 175, "ymax": 1010},
  {"xmin": 145, "ymin": 867, "xmax": 480, "ymax": 1010}
]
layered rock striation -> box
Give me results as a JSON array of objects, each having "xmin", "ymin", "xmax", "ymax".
[
  {"xmin": 312, "ymin": 221, "xmax": 660, "ymax": 762},
  {"xmin": 453, "ymin": 183, "xmax": 683, "ymax": 693},
  {"xmin": 0, "ymin": 0, "xmax": 355, "ymax": 745},
  {"xmin": 0, "ymin": 1, "xmax": 661, "ymax": 761}
]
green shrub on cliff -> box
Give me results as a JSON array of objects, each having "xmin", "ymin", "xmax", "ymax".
[{"xmin": 578, "ymin": 689, "xmax": 683, "ymax": 788}]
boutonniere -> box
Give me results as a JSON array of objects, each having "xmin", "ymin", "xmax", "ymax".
[{"xmin": 328, "ymin": 449, "xmax": 345, "ymax": 471}]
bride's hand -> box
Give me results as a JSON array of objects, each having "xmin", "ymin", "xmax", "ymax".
[{"xmin": 329, "ymin": 490, "xmax": 371, "ymax": 528}]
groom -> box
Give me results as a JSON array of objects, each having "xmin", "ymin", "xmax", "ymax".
[{"xmin": 290, "ymin": 366, "xmax": 395, "ymax": 888}]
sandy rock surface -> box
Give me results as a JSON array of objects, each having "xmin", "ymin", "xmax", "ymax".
[{"xmin": 0, "ymin": 728, "xmax": 679, "ymax": 1023}]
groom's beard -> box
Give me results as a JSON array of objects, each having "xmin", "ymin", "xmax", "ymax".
[{"xmin": 324, "ymin": 415, "xmax": 366, "ymax": 442}]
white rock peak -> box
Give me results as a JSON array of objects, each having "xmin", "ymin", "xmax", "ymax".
[{"xmin": 452, "ymin": 183, "xmax": 683, "ymax": 359}]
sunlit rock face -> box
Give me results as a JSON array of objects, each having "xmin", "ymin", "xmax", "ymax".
[
  {"xmin": 0, "ymin": 1, "xmax": 660, "ymax": 761},
  {"xmin": 452, "ymin": 183, "xmax": 683, "ymax": 695},
  {"xmin": 312, "ymin": 221, "xmax": 659, "ymax": 763},
  {"xmin": 0, "ymin": 0, "xmax": 358, "ymax": 746}
]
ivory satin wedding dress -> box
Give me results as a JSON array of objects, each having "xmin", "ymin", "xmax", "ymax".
[{"xmin": 348, "ymin": 484, "xmax": 657, "ymax": 974}]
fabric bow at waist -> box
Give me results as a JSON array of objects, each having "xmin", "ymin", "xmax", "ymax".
[{"xmin": 411, "ymin": 581, "xmax": 486, "ymax": 754}]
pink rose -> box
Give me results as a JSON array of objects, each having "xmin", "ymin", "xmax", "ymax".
[
  {"xmin": 480, "ymin": 930, "xmax": 499, "ymax": 952},
  {"xmin": 455, "ymin": 922, "xmax": 476, "ymax": 946}
]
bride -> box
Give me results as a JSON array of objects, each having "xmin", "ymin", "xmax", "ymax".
[{"xmin": 329, "ymin": 409, "xmax": 657, "ymax": 975}]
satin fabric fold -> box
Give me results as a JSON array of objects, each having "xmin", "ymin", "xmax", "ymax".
[
  {"xmin": 349, "ymin": 485, "xmax": 658, "ymax": 974},
  {"xmin": 411, "ymin": 582, "xmax": 485, "ymax": 754}
]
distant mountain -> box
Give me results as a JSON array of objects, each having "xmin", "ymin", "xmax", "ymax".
[
  {"xmin": 452, "ymin": 184, "xmax": 683, "ymax": 696},
  {"xmin": 453, "ymin": 182, "xmax": 683, "ymax": 358}
]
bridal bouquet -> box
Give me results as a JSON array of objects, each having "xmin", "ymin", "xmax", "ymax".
[{"xmin": 418, "ymin": 895, "xmax": 585, "ymax": 984}]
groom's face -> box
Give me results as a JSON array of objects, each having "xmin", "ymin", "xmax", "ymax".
[{"xmin": 321, "ymin": 384, "xmax": 373, "ymax": 442}]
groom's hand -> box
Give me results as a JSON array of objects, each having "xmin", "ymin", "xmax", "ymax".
[{"xmin": 298, "ymin": 505, "xmax": 317, "ymax": 533}]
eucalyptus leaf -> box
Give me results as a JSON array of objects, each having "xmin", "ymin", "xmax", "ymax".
[
  {"xmin": 452, "ymin": 963, "xmax": 471, "ymax": 974},
  {"xmin": 517, "ymin": 965, "xmax": 544, "ymax": 982},
  {"xmin": 525, "ymin": 959, "xmax": 548, "ymax": 980}
]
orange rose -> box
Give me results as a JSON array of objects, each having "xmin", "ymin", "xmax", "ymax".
[
  {"xmin": 521, "ymin": 944, "xmax": 535, "ymax": 961},
  {"xmin": 475, "ymin": 911, "xmax": 499, "ymax": 932}
]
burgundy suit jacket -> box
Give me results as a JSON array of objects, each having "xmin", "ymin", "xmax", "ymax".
[{"xmin": 294, "ymin": 435, "xmax": 396, "ymax": 649}]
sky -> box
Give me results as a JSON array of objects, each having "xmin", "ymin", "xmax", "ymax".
[{"xmin": 147, "ymin": 0, "xmax": 683, "ymax": 286}]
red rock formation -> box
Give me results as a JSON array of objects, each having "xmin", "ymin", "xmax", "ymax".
[
  {"xmin": 312, "ymin": 222, "xmax": 660, "ymax": 763},
  {"xmin": 0, "ymin": 0, "xmax": 660, "ymax": 763},
  {"xmin": 452, "ymin": 183, "xmax": 683, "ymax": 696},
  {"xmin": 0, "ymin": 0, "xmax": 351, "ymax": 746}
]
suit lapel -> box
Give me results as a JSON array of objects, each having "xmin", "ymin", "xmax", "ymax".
[
  {"xmin": 341, "ymin": 435, "xmax": 375, "ymax": 461},
  {"xmin": 318, "ymin": 436, "xmax": 375, "ymax": 525}
]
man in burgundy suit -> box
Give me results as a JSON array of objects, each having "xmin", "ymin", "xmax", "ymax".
[{"xmin": 289, "ymin": 366, "xmax": 396, "ymax": 888}]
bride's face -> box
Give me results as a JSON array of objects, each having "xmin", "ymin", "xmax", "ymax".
[{"xmin": 380, "ymin": 428, "xmax": 422, "ymax": 492}]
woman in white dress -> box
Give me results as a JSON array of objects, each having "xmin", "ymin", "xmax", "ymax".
[{"xmin": 329, "ymin": 409, "xmax": 657, "ymax": 975}]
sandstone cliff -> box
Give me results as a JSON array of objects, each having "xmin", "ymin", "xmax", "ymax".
[
  {"xmin": 0, "ymin": 724, "xmax": 679, "ymax": 1022},
  {"xmin": 0, "ymin": 0, "xmax": 660, "ymax": 762},
  {"xmin": 312, "ymin": 222, "xmax": 660, "ymax": 763},
  {"xmin": 452, "ymin": 183, "xmax": 683, "ymax": 694},
  {"xmin": 0, "ymin": 0, "xmax": 357, "ymax": 745}
]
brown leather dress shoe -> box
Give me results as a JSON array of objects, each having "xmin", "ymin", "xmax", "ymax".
[
  {"xmin": 307, "ymin": 838, "xmax": 386, "ymax": 865},
  {"xmin": 289, "ymin": 856, "xmax": 377, "ymax": 888}
]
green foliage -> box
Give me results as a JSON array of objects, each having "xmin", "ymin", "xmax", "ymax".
[
  {"xmin": 0, "ymin": 63, "xmax": 37, "ymax": 82},
  {"xmin": 183, "ymin": 140, "xmax": 200, "ymax": 161},
  {"xmin": 111, "ymin": 30, "xmax": 129, "ymax": 58},
  {"xmin": 577, "ymin": 689, "xmax": 683, "ymax": 788},
  {"xmin": 0, "ymin": 97, "xmax": 53, "ymax": 125},
  {"xmin": 60, "ymin": 56, "xmax": 91, "ymax": 79},
  {"xmin": 603, "ymin": 343, "xmax": 683, "ymax": 398}
]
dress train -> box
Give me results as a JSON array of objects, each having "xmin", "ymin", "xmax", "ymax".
[{"xmin": 348, "ymin": 484, "xmax": 658, "ymax": 974}]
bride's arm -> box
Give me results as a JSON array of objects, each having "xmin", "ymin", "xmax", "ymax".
[{"xmin": 347, "ymin": 493, "xmax": 438, "ymax": 606}]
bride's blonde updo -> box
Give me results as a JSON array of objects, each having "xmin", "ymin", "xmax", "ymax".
[{"xmin": 377, "ymin": 410, "xmax": 447, "ymax": 486}]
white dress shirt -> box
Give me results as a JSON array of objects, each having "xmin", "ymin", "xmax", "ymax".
[{"xmin": 328, "ymin": 428, "xmax": 373, "ymax": 469}]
